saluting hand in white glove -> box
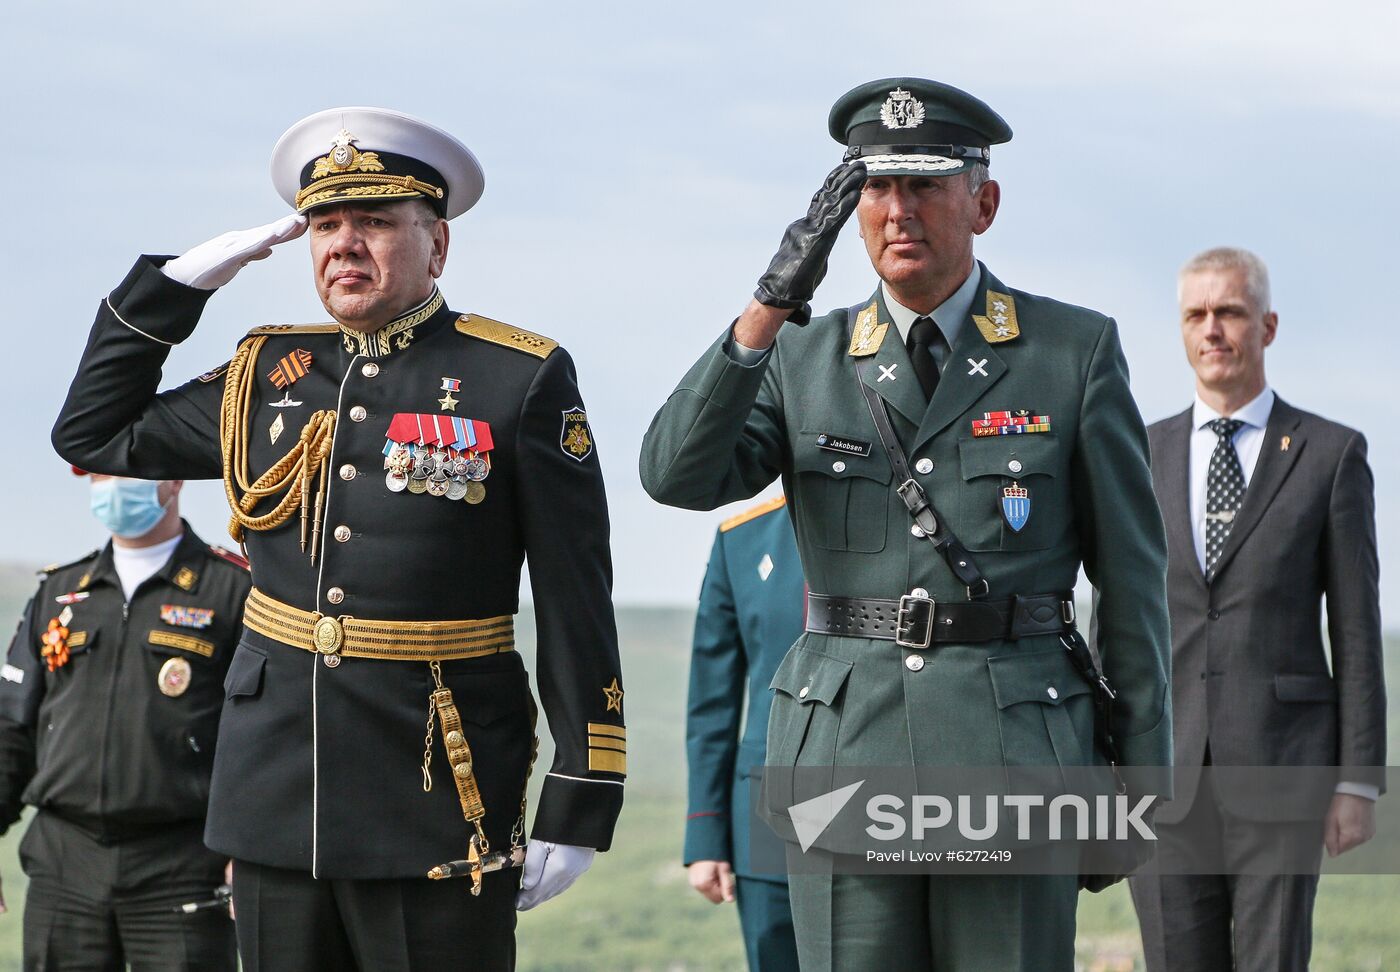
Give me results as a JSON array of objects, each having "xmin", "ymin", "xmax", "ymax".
[
  {"xmin": 515, "ymin": 840, "xmax": 595, "ymax": 911},
  {"xmin": 161, "ymin": 214, "xmax": 307, "ymax": 290}
]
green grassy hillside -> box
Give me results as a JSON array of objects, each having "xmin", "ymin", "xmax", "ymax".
[{"xmin": 0, "ymin": 594, "xmax": 1395, "ymax": 969}]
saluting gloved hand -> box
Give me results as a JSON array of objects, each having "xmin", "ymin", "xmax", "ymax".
[
  {"xmin": 753, "ymin": 160, "xmax": 866, "ymax": 325},
  {"xmin": 515, "ymin": 840, "xmax": 595, "ymax": 911},
  {"xmin": 161, "ymin": 214, "xmax": 308, "ymax": 290}
]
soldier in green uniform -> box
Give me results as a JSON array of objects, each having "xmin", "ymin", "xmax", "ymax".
[
  {"xmin": 641, "ymin": 78, "xmax": 1171, "ymax": 971},
  {"xmin": 52, "ymin": 107, "xmax": 625, "ymax": 971},
  {"xmin": 0, "ymin": 471, "xmax": 249, "ymax": 970},
  {"xmin": 685, "ymin": 495, "xmax": 802, "ymax": 972}
]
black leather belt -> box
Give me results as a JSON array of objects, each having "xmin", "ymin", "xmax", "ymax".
[{"xmin": 805, "ymin": 592, "xmax": 1075, "ymax": 649}]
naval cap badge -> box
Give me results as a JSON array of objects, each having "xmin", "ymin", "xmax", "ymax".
[
  {"xmin": 880, "ymin": 87, "xmax": 926, "ymax": 130},
  {"xmin": 330, "ymin": 129, "xmax": 358, "ymax": 168},
  {"xmin": 311, "ymin": 129, "xmax": 384, "ymax": 180}
]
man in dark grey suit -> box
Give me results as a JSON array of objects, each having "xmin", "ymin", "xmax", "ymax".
[{"xmin": 1129, "ymin": 247, "xmax": 1387, "ymax": 971}]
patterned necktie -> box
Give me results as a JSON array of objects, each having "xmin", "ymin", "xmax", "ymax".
[
  {"xmin": 1204, "ymin": 417, "xmax": 1246, "ymax": 577},
  {"xmin": 907, "ymin": 317, "xmax": 949, "ymax": 401}
]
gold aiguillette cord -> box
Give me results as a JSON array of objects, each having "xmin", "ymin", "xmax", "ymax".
[{"xmin": 219, "ymin": 335, "xmax": 336, "ymax": 561}]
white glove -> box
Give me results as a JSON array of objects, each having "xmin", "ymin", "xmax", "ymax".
[
  {"xmin": 515, "ymin": 841, "xmax": 595, "ymax": 911},
  {"xmin": 161, "ymin": 214, "xmax": 307, "ymax": 290}
]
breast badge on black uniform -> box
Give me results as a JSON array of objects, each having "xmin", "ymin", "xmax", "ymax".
[
  {"xmin": 41, "ymin": 618, "xmax": 71, "ymax": 671},
  {"xmin": 158, "ymin": 656, "xmax": 192, "ymax": 697}
]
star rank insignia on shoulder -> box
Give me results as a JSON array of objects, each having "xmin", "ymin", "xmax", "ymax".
[
  {"xmin": 847, "ymin": 302, "xmax": 889, "ymax": 357},
  {"xmin": 972, "ymin": 290, "xmax": 1020, "ymax": 343},
  {"xmin": 455, "ymin": 314, "xmax": 558, "ymax": 359}
]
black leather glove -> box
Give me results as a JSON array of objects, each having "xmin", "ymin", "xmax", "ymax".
[{"xmin": 754, "ymin": 160, "xmax": 866, "ymax": 325}]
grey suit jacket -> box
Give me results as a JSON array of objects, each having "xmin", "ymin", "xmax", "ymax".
[{"xmin": 1150, "ymin": 396, "xmax": 1386, "ymax": 823}]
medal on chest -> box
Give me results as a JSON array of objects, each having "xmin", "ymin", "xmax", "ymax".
[{"xmin": 383, "ymin": 413, "xmax": 494, "ymax": 503}]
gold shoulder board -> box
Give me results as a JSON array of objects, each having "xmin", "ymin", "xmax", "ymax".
[
  {"xmin": 720, "ymin": 495, "xmax": 787, "ymax": 533},
  {"xmin": 38, "ymin": 550, "xmax": 98, "ymax": 576},
  {"xmin": 455, "ymin": 314, "xmax": 558, "ymax": 359},
  {"xmin": 244, "ymin": 323, "xmax": 339, "ymax": 336}
]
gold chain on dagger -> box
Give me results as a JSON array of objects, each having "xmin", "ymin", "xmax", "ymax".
[{"xmin": 423, "ymin": 663, "xmax": 537, "ymax": 892}]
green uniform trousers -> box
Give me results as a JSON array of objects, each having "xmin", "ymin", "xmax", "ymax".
[
  {"xmin": 786, "ymin": 848, "xmax": 1077, "ymax": 972},
  {"xmin": 735, "ymin": 876, "xmax": 799, "ymax": 972}
]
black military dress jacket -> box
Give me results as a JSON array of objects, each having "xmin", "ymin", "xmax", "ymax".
[
  {"xmin": 0, "ymin": 523, "xmax": 250, "ymax": 839},
  {"xmin": 52, "ymin": 257, "xmax": 625, "ymax": 878}
]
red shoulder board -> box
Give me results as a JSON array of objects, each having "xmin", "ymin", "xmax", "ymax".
[{"xmin": 209, "ymin": 545, "xmax": 250, "ymax": 570}]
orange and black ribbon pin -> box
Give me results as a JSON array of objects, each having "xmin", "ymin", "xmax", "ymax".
[{"xmin": 268, "ymin": 349, "xmax": 313, "ymax": 389}]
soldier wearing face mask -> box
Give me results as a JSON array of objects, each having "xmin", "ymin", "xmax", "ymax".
[{"xmin": 0, "ymin": 468, "xmax": 250, "ymax": 971}]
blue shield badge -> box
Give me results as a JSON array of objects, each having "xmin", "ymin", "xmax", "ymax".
[{"xmin": 1001, "ymin": 484, "xmax": 1031, "ymax": 532}]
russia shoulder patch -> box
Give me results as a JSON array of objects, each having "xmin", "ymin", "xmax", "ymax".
[{"xmin": 560, "ymin": 406, "xmax": 594, "ymax": 462}]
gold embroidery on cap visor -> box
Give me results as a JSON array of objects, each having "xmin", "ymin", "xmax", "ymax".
[{"xmin": 296, "ymin": 173, "xmax": 446, "ymax": 213}]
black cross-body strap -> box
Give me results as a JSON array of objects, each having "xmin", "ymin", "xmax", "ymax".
[{"xmin": 847, "ymin": 304, "xmax": 990, "ymax": 598}]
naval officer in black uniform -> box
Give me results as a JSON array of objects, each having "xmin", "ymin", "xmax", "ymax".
[
  {"xmin": 52, "ymin": 107, "xmax": 626, "ymax": 971},
  {"xmin": 0, "ymin": 471, "xmax": 249, "ymax": 970}
]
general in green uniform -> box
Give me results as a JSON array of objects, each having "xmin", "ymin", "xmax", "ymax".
[{"xmin": 641, "ymin": 78, "xmax": 1171, "ymax": 971}]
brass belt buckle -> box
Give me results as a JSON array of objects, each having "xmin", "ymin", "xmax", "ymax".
[
  {"xmin": 895, "ymin": 594, "xmax": 934, "ymax": 649},
  {"xmin": 312, "ymin": 615, "xmax": 345, "ymax": 655}
]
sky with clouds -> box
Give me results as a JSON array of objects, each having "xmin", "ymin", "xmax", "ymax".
[{"xmin": 5, "ymin": 0, "xmax": 1398, "ymax": 617}]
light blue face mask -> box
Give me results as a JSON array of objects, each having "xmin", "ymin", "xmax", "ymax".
[{"xmin": 90, "ymin": 479, "xmax": 168, "ymax": 539}]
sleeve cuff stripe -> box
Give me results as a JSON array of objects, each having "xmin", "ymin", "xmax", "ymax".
[
  {"xmin": 547, "ymin": 771, "xmax": 625, "ymax": 787},
  {"xmin": 588, "ymin": 737, "xmax": 626, "ymax": 752},
  {"xmin": 587, "ymin": 722, "xmax": 626, "ymax": 739},
  {"xmin": 587, "ymin": 750, "xmax": 628, "ymax": 775},
  {"xmin": 106, "ymin": 296, "xmax": 177, "ymax": 346}
]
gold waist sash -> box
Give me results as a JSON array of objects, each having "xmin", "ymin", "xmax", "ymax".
[{"xmin": 243, "ymin": 588, "xmax": 514, "ymax": 661}]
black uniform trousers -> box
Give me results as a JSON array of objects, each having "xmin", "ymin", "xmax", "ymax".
[
  {"xmin": 19, "ymin": 811, "xmax": 235, "ymax": 972},
  {"xmin": 231, "ymin": 860, "xmax": 518, "ymax": 972}
]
